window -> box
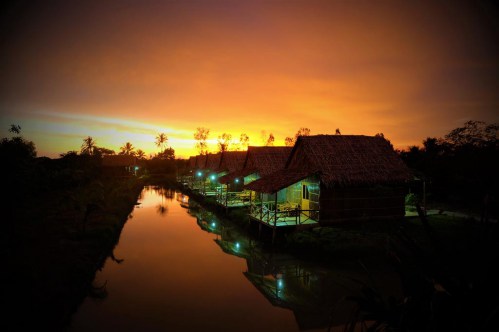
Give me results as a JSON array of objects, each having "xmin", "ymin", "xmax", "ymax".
[{"xmin": 302, "ymin": 184, "xmax": 309, "ymax": 200}]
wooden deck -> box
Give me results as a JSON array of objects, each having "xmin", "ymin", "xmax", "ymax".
[
  {"xmin": 216, "ymin": 191, "xmax": 251, "ymax": 209},
  {"xmin": 249, "ymin": 202, "xmax": 319, "ymax": 228}
]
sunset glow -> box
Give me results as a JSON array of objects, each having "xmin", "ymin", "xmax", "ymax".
[{"xmin": 1, "ymin": 1, "xmax": 497, "ymax": 158}]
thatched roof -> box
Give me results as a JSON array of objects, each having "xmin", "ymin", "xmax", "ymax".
[
  {"xmin": 244, "ymin": 135, "xmax": 412, "ymax": 193},
  {"xmin": 102, "ymin": 154, "xmax": 137, "ymax": 167},
  {"xmin": 218, "ymin": 167, "xmax": 257, "ymax": 184},
  {"xmin": 219, "ymin": 147, "xmax": 291, "ymax": 184},
  {"xmin": 244, "ymin": 146, "xmax": 293, "ymax": 176},
  {"xmin": 244, "ymin": 168, "xmax": 311, "ymax": 193},
  {"xmin": 196, "ymin": 154, "xmax": 208, "ymax": 169},
  {"xmin": 287, "ymin": 135, "xmax": 412, "ymax": 187},
  {"xmin": 188, "ymin": 156, "xmax": 197, "ymax": 170},
  {"xmin": 205, "ymin": 153, "xmax": 222, "ymax": 171},
  {"xmin": 219, "ymin": 151, "xmax": 247, "ymax": 172}
]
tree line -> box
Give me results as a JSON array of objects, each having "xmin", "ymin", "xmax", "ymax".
[
  {"xmin": 398, "ymin": 120, "xmax": 498, "ymax": 212},
  {"xmin": 1, "ymin": 120, "xmax": 496, "ymax": 214},
  {"xmin": 75, "ymin": 132, "xmax": 175, "ymax": 161}
]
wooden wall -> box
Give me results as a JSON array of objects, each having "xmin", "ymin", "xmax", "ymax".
[{"xmin": 319, "ymin": 185, "xmax": 407, "ymax": 224}]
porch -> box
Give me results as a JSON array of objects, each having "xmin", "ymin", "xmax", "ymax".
[
  {"xmin": 216, "ymin": 189, "xmax": 252, "ymax": 208},
  {"xmin": 249, "ymin": 200, "xmax": 319, "ymax": 228}
]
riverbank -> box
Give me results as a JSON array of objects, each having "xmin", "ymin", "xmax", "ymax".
[{"xmin": 2, "ymin": 176, "xmax": 144, "ymax": 331}]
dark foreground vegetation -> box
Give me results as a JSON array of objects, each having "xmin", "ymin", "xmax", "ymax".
[
  {"xmin": 1, "ymin": 164, "xmax": 144, "ymax": 329},
  {"xmin": 0, "ymin": 128, "xmax": 155, "ymax": 330}
]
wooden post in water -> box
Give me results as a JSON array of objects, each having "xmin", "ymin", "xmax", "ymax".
[
  {"xmin": 225, "ymin": 185, "xmax": 228, "ymax": 214},
  {"xmin": 260, "ymin": 193, "xmax": 263, "ymax": 221},
  {"xmin": 423, "ymin": 180, "xmax": 427, "ymax": 216},
  {"xmin": 272, "ymin": 193, "xmax": 278, "ymax": 244},
  {"xmin": 249, "ymin": 190, "xmax": 252, "ymax": 224}
]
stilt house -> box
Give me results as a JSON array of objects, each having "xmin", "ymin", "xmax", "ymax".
[
  {"xmin": 245, "ymin": 135, "xmax": 412, "ymax": 228},
  {"xmin": 200, "ymin": 153, "xmax": 222, "ymax": 196},
  {"xmin": 217, "ymin": 146, "xmax": 292, "ymax": 209},
  {"xmin": 102, "ymin": 155, "xmax": 138, "ymax": 177},
  {"xmin": 214, "ymin": 151, "xmax": 248, "ymax": 208}
]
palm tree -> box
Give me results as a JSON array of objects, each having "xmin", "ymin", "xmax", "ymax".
[
  {"xmin": 81, "ymin": 136, "xmax": 96, "ymax": 155},
  {"xmin": 155, "ymin": 133, "xmax": 168, "ymax": 153},
  {"xmin": 119, "ymin": 142, "xmax": 135, "ymax": 155},
  {"xmin": 136, "ymin": 149, "xmax": 146, "ymax": 160}
]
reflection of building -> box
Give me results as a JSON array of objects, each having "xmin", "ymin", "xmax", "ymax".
[
  {"xmin": 188, "ymin": 201, "xmax": 380, "ymax": 330},
  {"xmin": 187, "ymin": 202, "xmax": 221, "ymax": 235},
  {"xmin": 212, "ymin": 224, "xmax": 357, "ymax": 330},
  {"xmin": 175, "ymin": 192, "xmax": 189, "ymax": 208}
]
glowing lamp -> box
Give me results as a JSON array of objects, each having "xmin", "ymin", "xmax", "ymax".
[
  {"xmin": 235, "ymin": 178, "xmax": 239, "ymax": 183},
  {"xmin": 211, "ymin": 222, "xmax": 216, "ymax": 227},
  {"xmin": 235, "ymin": 242, "xmax": 240, "ymax": 250},
  {"xmin": 210, "ymin": 175, "xmax": 216, "ymax": 180},
  {"xmin": 197, "ymin": 171, "xmax": 202, "ymax": 177},
  {"xmin": 278, "ymin": 279, "xmax": 283, "ymax": 289},
  {"xmin": 134, "ymin": 166, "xmax": 139, "ymax": 171}
]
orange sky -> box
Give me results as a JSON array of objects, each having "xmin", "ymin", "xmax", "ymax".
[{"xmin": 1, "ymin": 1, "xmax": 498, "ymax": 158}]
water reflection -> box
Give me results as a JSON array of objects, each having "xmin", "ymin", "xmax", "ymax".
[
  {"xmin": 71, "ymin": 187, "xmax": 400, "ymax": 332},
  {"xmin": 176, "ymin": 192, "xmax": 189, "ymax": 208},
  {"xmin": 155, "ymin": 203, "xmax": 168, "ymax": 216},
  {"xmin": 189, "ymin": 202, "xmax": 361, "ymax": 330}
]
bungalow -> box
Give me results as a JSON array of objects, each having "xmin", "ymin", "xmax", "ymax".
[
  {"xmin": 245, "ymin": 135, "xmax": 412, "ymax": 232},
  {"xmin": 190, "ymin": 154, "xmax": 207, "ymax": 192},
  {"xmin": 214, "ymin": 151, "xmax": 248, "ymax": 208},
  {"xmin": 178, "ymin": 156, "xmax": 197, "ymax": 187},
  {"xmin": 217, "ymin": 146, "xmax": 292, "ymax": 209},
  {"xmin": 199, "ymin": 153, "xmax": 222, "ymax": 196},
  {"xmin": 101, "ymin": 154, "xmax": 138, "ymax": 177}
]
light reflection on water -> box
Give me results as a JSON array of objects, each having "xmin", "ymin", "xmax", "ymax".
[{"xmin": 70, "ymin": 186, "xmax": 399, "ymax": 331}]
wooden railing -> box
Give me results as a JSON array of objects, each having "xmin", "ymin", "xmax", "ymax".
[
  {"xmin": 250, "ymin": 201, "xmax": 319, "ymax": 226},
  {"xmin": 216, "ymin": 191, "xmax": 251, "ymax": 207}
]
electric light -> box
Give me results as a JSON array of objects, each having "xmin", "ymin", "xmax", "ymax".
[{"xmin": 197, "ymin": 171, "xmax": 202, "ymax": 177}]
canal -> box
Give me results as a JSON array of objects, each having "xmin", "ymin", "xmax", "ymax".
[{"xmin": 69, "ymin": 186, "xmax": 400, "ymax": 331}]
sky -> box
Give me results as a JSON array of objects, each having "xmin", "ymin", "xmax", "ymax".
[{"xmin": 1, "ymin": 0, "xmax": 498, "ymax": 158}]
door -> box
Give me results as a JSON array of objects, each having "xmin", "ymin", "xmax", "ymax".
[{"xmin": 302, "ymin": 183, "xmax": 310, "ymax": 217}]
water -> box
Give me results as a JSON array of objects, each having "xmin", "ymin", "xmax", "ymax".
[{"xmin": 69, "ymin": 186, "xmax": 400, "ymax": 331}]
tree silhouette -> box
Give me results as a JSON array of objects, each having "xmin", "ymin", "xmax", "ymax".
[
  {"xmin": 81, "ymin": 136, "xmax": 97, "ymax": 155},
  {"xmin": 136, "ymin": 149, "xmax": 146, "ymax": 160},
  {"xmin": 217, "ymin": 133, "xmax": 232, "ymax": 152},
  {"xmin": 284, "ymin": 127, "xmax": 311, "ymax": 146},
  {"xmin": 119, "ymin": 142, "xmax": 136, "ymax": 156},
  {"xmin": 156, "ymin": 147, "xmax": 175, "ymax": 160},
  {"xmin": 194, "ymin": 127, "xmax": 210, "ymax": 155},
  {"xmin": 155, "ymin": 133, "xmax": 168, "ymax": 153},
  {"xmin": 239, "ymin": 133, "xmax": 250, "ymax": 150},
  {"xmin": 9, "ymin": 124, "xmax": 21, "ymax": 135},
  {"xmin": 443, "ymin": 120, "xmax": 498, "ymax": 148},
  {"xmin": 266, "ymin": 133, "xmax": 275, "ymax": 146}
]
